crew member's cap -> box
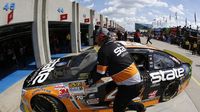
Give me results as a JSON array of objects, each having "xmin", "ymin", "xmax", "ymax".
[{"xmin": 96, "ymin": 28, "xmax": 110, "ymax": 37}]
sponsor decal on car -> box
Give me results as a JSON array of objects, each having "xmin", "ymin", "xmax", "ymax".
[
  {"xmin": 68, "ymin": 82, "xmax": 84, "ymax": 94},
  {"xmin": 32, "ymin": 87, "xmax": 51, "ymax": 95},
  {"xmin": 85, "ymin": 87, "xmax": 98, "ymax": 94},
  {"xmin": 69, "ymin": 82, "xmax": 82, "ymax": 88},
  {"xmin": 32, "ymin": 59, "xmax": 60, "ymax": 85},
  {"xmin": 150, "ymin": 68, "xmax": 185, "ymax": 84},
  {"xmin": 58, "ymin": 88, "xmax": 70, "ymax": 98},
  {"xmin": 75, "ymin": 95, "xmax": 85, "ymax": 100},
  {"xmin": 87, "ymin": 98, "xmax": 99, "ymax": 105},
  {"xmin": 54, "ymin": 83, "xmax": 66, "ymax": 90},
  {"xmin": 54, "ymin": 83, "xmax": 70, "ymax": 98},
  {"xmin": 148, "ymin": 90, "xmax": 158, "ymax": 99}
]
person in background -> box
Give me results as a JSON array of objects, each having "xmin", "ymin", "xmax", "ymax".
[
  {"xmin": 134, "ymin": 29, "xmax": 141, "ymax": 43},
  {"xmin": 66, "ymin": 33, "xmax": 71, "ymax": 52},
  {"xmin": 124, "ymin": 31, "xmax": 128, "ymax": 41},
  {"xmin": 94, "ymin": 27, "xmax": 146, "ymax": 112},
  {"xmin": 185, "ymin": 40, "xmax": 190, "ymax": 50},
  {"xmin": 192, "ymin": 41, "xmax": 198, "ymax": 55},
  {"xmin": 146, "ymin": 33, "xmax": 152, "ymax": 44},
  {"xmin": 197, "ymin": 39, "xmax": 200, "ymax": 54},
  {"xmin": 117, "ymin": 30, "xmax": 123, "ymax": 40}
]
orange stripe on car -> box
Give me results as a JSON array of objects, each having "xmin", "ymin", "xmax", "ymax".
[
  {"xmin": 142, "ymin": 98, "xmax": 159, "ymax": 107},
  {"xmin": 111, "ymin": 63, "xmax": 138, "ymax": 83},
  {"xmin": 97, "ymin": 65, "xmax": 108, "ymax": 74}
]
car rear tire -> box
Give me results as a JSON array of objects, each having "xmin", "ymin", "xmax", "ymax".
[
  {"xmin": 31, "ymin": 94, "xmax": 67, "ymax": 112},
  {"xmin": 160, "ymin": 81, "xmax": 179, "ymax": 102}
]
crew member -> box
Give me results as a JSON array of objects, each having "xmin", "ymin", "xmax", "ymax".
[
  {"xmin": 95, "ymin": 28, "xmax": 146, "ymax": 112},
  {"xmin": 134, "ymin": 29, "xmax": 141, "ymax": 43}
]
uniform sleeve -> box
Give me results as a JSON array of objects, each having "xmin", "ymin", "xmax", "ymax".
[{"xmin": 96, "ymin": 47, "xmax": 108, "ymax": 75}]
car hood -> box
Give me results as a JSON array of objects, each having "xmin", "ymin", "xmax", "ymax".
[
  {"xmin": 23, "ymin": 58, "xmax": 65, "ymax": 88},
  {"xmin": 23, "ymin": 50, "xmax": 98, "ymax": 89}
]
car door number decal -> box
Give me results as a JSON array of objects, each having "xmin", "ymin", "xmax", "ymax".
[
  {"xmin": 32, "ymin": 59, "xmax": 60, "ymax": 85},
  {"xmin": 150, "ymin": 68, "xmax": 184, "ymax": 84}
]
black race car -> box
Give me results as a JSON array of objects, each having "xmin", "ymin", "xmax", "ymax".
[{"xmin": 20, "ymin": 41, "xmax": 192, "ymax": 112}]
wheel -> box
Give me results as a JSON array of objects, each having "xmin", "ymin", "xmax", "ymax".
[
  {"xmin": 31, "ymin": 95, "xmax": 67, "ymax": 112},
  {"xmin": 160, "ymin": 81, "xmax": 179, "ymax": 102}
]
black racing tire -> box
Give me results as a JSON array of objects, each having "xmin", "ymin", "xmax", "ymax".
[
  {"xmin": 31, "ymin": 94, "xmax": 67, "ymax": 112},
  {"xmin": 160, "ymin": 81, "xmax": 180, "ymax": 102}
]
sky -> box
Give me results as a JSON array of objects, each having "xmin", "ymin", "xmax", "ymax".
[{"xmin": 71, "ymin": 0, "xmax": 200, "ymax": 31}]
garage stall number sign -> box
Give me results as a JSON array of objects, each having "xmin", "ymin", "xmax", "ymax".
[
  {"xmin": 84, "ymin": 18, "xmax": 90, "ymax": 23},
  {"xmin": 150, "ymin": 68, "xmax": 184, "ymax": 84},
  {"xmin": 7, "ymin": 10, "xmax": 14, "ymax": 24},
  {"xmin": 32, "ymin": 59, "xmax": 60, "ymax": 85},
  {"xmin": 2, "ymin": 3, "xmax": 15, "ymax": 24},
  {"xmin": 3, "ymin": 3, "xmax": 15, "ymax": 11},
  {"xmin": 60, "ymin": 14, "xmax": 68, "ymax": 21},
  {"xmin": 57, "ymin": 8, "xmax": 64, "ymax": 13},
  {"xmin": 57, "ymin": 7, "xmax": 68, "ymax": 21}
]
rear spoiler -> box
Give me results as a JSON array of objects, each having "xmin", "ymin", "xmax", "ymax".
[{"xmin": 164, "ymin": 49, "xmax": 193, "ymax": 65}]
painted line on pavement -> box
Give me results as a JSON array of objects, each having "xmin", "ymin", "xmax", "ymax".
[
  {"xmin": 192, "ymin": 76, "xmax": 200, "ymax": 87},
  {"xmin": 0, "ymin": 70, "xmax": 33, "ymax": 93}
]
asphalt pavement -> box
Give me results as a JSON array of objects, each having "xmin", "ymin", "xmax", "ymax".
[{"xmin": 0, "ymin": 37, "xmax": 200, "ymax": 112}]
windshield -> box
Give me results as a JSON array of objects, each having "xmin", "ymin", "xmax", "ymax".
[
  {"xmin": 48, "ymin": 50, "xmax": 97, "ymax": 82},
  {"xmin": 23, "ymin": 50, "xmax": 97, "ymax": 88}
]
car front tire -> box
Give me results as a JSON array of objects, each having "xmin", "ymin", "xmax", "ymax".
[{"xmin": 31, "ymin": 94, "xmax": 67, "ymax": 112}]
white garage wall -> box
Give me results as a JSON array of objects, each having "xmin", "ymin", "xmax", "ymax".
[
  {"xmin": 47, "ymin": 0, "xmax": 72, "ymax": 22},
  {"xmin": 108, "ymin": 19, "xmax": 111, "ymax": 27},
  {"xmin": 110, "ymin": 20, "xmax": 114, "ymax": 28},
  {"xmin": 0, "ymin": 0, "xmax": 34, "ymax": 26},
  {"xmin": 103, "ymin": 16, "xmax": 107, "ymax": 26},
  {"xmin": 94, "ymin": 12, "xmax": 100, "ymax": 26},
  {"xmin": 79, "ymin": 5, "xmax": 90, "ymax": 24}
]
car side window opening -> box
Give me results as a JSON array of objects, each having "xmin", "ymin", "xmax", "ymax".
[
  {"xmin": 131, "ymin": 53, "xmax": 149, "ymax": 71},
  {"xmin": 153, "ymin": 52, "xmax": 175, "ymax": 70}
]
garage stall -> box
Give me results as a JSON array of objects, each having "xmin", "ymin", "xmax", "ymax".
[
  {"xmin": 47, "ymin": 0, "xmax": 73, "ymax": 58},
  {"xmin": 79, "ymin": 5, "xmax": 91, "ymax": 49},
  {"xmin": 0, "ymin": 0, "xmax": 35, "ymax": 79}
]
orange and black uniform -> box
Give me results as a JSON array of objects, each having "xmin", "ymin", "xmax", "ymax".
[{"xmin": 97, "ymin": 40, "xmax": 145, "ymax": 112}]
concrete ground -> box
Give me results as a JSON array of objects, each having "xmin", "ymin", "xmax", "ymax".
[{"xmin": 0, "ymin": 37, "xmax": 200, "ymax": 112}]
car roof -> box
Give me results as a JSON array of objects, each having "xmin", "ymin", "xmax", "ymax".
[{"xmin": 116, "ymin": 41, "xmax": 158, "ymax": 50}]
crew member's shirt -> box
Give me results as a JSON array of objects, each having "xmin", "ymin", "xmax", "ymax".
[{"xmin": 97, "ymin": 41, "xmax": 141, "ymax": 86}]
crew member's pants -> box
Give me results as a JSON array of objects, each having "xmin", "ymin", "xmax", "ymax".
[{"xmin": 113, "ymin": 82, "xmax": 145, "ymax": 112}]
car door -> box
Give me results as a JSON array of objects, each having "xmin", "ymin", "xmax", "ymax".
[
  {"xmin": 127, "ymin": 49, "xmax": 152, "ymax": 101},
  {"xmin": 143, "ymin": 50, "xmax": 180, "ymax": 101}
]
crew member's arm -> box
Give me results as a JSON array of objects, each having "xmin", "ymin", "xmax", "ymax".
[{"xmin": 94, "ymin": 48, "xmax": 109, "ymax": 82}]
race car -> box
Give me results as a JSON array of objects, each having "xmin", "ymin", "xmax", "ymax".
[{"xmin": 20, "ymin": 41, "xmax": 192, "ymax": 112}]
